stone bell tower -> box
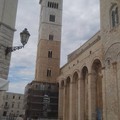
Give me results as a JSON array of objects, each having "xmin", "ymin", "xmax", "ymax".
[{"xmin": 35, "ymin": 0, "xmax": 63, "ymax": 83}]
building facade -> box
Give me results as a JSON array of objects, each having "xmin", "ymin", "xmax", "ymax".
[
  {"xmin": 24, "ymin": 0, "xmax": 63, "ymax": 119},
  {"xmin": 0, "ymin": 0, "xmax": 18, "ymax": 80},
  {"xmin": 0, "ymin": 0, "xmax": 18, "ymax": 117},
  {"xmin": 1, "ymin": 92, "xmax": 24, "ymax": 119},
  {"xmin": 58, "ymin": 0, "xmax": 120, "ymax": 120}
]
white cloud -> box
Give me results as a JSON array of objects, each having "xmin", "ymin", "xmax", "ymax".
[{"xmin": 8, "ymin": 80, "xmax": 31, "ymax": 94}]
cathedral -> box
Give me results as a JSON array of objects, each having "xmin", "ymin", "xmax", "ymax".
[
  {"xmin": 24, "ymin": 0, "xmax": 120, "ymax": 120},
  {"xmin": 58, "ymin": 0, "xmax": 120, "ymax": 120}
]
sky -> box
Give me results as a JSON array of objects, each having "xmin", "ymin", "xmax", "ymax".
[{"xmin": 8, "ymin": 0, "xmax": 100, "ymax": 94}]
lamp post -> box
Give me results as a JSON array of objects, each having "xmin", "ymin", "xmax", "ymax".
[{"xmin": 5, "ymin": 28, "xmax": 30, "ymax": 55}]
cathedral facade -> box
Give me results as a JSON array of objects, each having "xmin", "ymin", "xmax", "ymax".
[{"xmin": 58, "ymin": 0, "xmax": 120, "ymax": 120}]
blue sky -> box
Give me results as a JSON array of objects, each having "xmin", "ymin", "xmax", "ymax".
[{"xmin": 8, "ymin": 0, "xmax": 100, "ymax": 94}]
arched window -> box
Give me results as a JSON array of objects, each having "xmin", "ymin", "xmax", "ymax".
[
  {"xmin": 111, "ymin": 4, "xmax": 119, "ymax": 27},
  {"xmin": 48, "ymin": 50, "xmax": 52, "ymax": 58},
  {"xmin": 47, "ymin": 69, "xmax": 51, "ymax": 77}
]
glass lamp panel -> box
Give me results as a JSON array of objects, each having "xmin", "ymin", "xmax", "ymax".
[{"xmin": 20, "ymin": 28, "xmax": 30, "ymax": 46}]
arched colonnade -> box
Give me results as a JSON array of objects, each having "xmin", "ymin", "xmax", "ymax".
[{"xmin": 58, "ymin": 59, "xmax": 103, "ymax": 120}]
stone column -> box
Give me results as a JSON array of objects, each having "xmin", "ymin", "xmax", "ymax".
[
  {"xmin": 69, "ymin": 80, "xmax": 78, "ymax": 120},
  {"xmin": 101, "ymin": 67, "xmax": 107, "ymax": 120},
  {"xmin": 78, "ymin": 78, "xmax": 81, "ymax": 120},
  {"xmin": 105, "ymin": 61, "xmax": 119, "ymax": 120},
  {"xmin": 69, "ymin": 81, "xmax": 74, "ymax": 120},
  {"xmin": 117, "ymin": 58, "xmax": 120, "ymax": 120},
  {"xmin": 76, "ymin": 80, "xmax": 78, "ymax": 120},
  {"xmin": 63, "ymin": 84, "xmax": 66, "ymax": 120},
  {"xmin": 58, "ymin": 86, "xmax": 64, "ymax": 120},
  {"xmin": 112, "ymin": 62, "xmax": 119, "ymax": 120},
  {"xmin": 87, "ymin": 73, "xmax": 92, "ymax": 120}
]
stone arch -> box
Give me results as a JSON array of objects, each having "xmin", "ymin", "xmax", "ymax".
[
  {"xmin": 91, "ymin": 59, "xmax": 103, "ymax": 120},
  {"xmin": 80, "ymin": 66, "xmax": 89, "ymax": 120},
  {"xmin": 66, "ymin": 76, "xmax": 71, "ymax": 84},
  {"xmin": 81, "ymin": 66, "xmax": 88, "ymax": 79},
  {"xmin": 91, "ymin": 56, "xmax": 103, "ymax": 68},
  {"xmin": 72, "ymin": 71, "xmax": 79, "ymax": 82},
  {"xmin": 105, "ymin": 42, "xmax": 120, "ymax": 63}
]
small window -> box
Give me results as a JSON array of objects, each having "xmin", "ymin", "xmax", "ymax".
[
  {"xmin": 19, "ymin": 96, "xmax": 21, "ymax": 99},
  {"xmin": 12, "ymin": 103, "xmax": 14, "ymax": 108},
  {"xmin": 13, "ymin": 96, "xmax": 15, "ymax": 99},
  {"xmin": 47, "ymin": 69, "xmax": 51, "ymax": 77},
  {"xmin": 111, "ymin": 4, "xmax": 119, "ymax": 27},
  {"xmin": 49, "ymin": 15, "xmax": 55, "ymax": 22},
  {"xmin": 3, "ymin": 111, "xmax": 7, "ymax": 116},
  {"xmin": 48, "ymin": 51, "xmax": 52, "ymax": 58},
  {"xmin": 49, "ymin": 34, "xmax": 54, "ymax": 40},
  {"xmin": 48, "ymin": 2, "xmax": 59, "ymax": 9},
  {"xmin": 18, "ymin": 103, "xmax": 20, "ymax": 108},
  {"xmin": 5, "ymin": 102, "xmax": 8, "ymax": 106}
]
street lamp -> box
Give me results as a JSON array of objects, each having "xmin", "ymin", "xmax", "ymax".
[{"xmin": 5, "ymin": 28, "xmax": 30, "ymax": 55}]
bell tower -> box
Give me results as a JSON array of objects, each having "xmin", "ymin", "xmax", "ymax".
[{"xmin": 35, "ymin": 0, "xmax": 63, "ymax": 83}]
